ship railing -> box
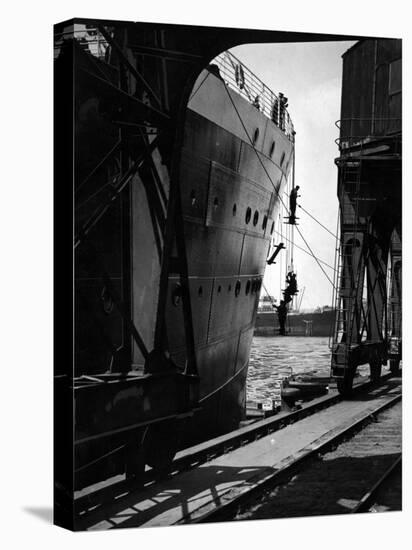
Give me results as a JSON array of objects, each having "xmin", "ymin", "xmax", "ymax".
[
  {"xmin": 335, "ymin": 118, "xmax": 402, "ymax": 150},
  {"xmin": 54, "ymin": 24, "xmax": 108, "ymax": 60},
  {"xmin": 257, "ymin": 305, "xmax": 276, "ymax": 312},
  {"xmin": 212, "ymin": 51, "xmax": 295, "ymax": 142}
]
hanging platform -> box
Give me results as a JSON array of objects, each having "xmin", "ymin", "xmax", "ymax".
[
  {"xmin": 284, "ymin": 215, "xmax": 299, "ymax": 225},
  {"xmin": 267, "ymin": 242, "xmax": 285, "ymax": 265}
]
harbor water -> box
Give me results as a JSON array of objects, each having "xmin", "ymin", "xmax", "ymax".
[
  {"xmin": 247, "ymin": 335, "xmax": 379, "ymax": 405},
  {"xmin": 247, "ymin": 336, "xmax": 331, "ymax": 404}
]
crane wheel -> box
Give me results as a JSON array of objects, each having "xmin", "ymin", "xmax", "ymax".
[
  {"xmin": 370, "ymin": 359, "xmax": 382, "ymax": 382},
  {"xmin": 145, "ymin": 421, "xmax": 180, "ymax": 478},
  {"xmin": 337, "ymin": 370, "xmax": 354, "ymax": 397}
]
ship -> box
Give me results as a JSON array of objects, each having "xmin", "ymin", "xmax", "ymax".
[{"xmin": 54, "ymin": 23, "xmax": 294, "ymax": 491}]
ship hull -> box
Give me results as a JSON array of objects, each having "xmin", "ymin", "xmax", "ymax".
[
  {"xmin": 169, "ymin": 72, "xmax": 294, "ymax": 442},
  {"xmin": 129, "ymin": 70, "xmax": 293, "ymax": 443}
]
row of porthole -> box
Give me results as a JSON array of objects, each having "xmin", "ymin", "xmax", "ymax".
[
  {"xmin": 216, "ymin": 278, "xmax": 262, "ymax": 297},
  {"xmin": 171, "ymin": 278, "xmax": 262, "ymax": 306},
  {"xmin": 191, "ymin": 192, "xmax": 275, "ymax": 235},
  {"xmin": 241, "ymin": 206, "xmax": 275, "ymax": 234},
  {"xmin": 233, "ymin": 204, "xmax": 275, "ymax": 234}
]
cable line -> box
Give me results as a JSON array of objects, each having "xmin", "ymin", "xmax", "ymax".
[
  {"xmin": 281, "ymin": 189, "xmax": 337, "ymax": 240},
  {"xmin": 222, "ymin": 80, "xmax": 292, "ymax": 213},
  {"xmin": 282, "ymin": 190, "xmax": 337, "ymax": 239},
  {"xmin": 222, "ymin": 77, "xmax": 336, "ymax": 294},
  {"xmin": 273, "ymin": 229, "xmax": 336, "ymax": 272},
  {"xmin": 298, "ymin": 204, "xmax": 337, "ymax": 238},
  {"xmin": 295, "ymin": 225, "xmax": 336, "ymax": 289},
  {"xmin": 189, "ymin": 70, "xmax": 211, "ymax": 101},
  {"xmin": 262, "ymin": 282, "xmax": 276, "ymax": 307}
]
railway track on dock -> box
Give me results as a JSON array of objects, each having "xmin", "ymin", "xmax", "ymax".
[
  {"xmin": 350, "ymin": 454, "xmax": 402, "ymax": 514},
  {"xmin": 208, "ymin": 391, "xmax": 402, "ymax": 523},
  {"xmin": 75, "ymin": 374, "xmax": 401, "ymax": 529}
]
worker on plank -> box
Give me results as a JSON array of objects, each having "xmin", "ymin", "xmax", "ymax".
[{"xmin": 289, "ymin": 185, "xmax": 300, "ymax": 224}]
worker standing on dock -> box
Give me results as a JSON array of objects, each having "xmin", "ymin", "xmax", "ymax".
[{"xmin": 274, "ymin": 300, "xmax": 288, "ymax": 335}]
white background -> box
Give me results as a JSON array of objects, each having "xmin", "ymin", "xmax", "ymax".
[{"xmin": 0, "ymin": 0, "xmax": 409, "ymax": 548}]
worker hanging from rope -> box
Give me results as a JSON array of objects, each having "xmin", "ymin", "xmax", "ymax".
[
  {"xmin": 288, "ymin": 185, "xmax": 300, "ymax": 225},
  {"xmin": 272, "ymin": 271, "xmax": 299, "ymax": 335},
  {"xmin": 285, "ymin": 270, "xmax": 298, "ymax": 299}
]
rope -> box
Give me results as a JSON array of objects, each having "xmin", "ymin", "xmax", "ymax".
[
  {"xmin": 279, "ymin": 213, "xmax": 283, "ymax": 290},
  {"xmin": 189, "ymin": 70, "xmax": 211, "ymax": 101},
  {"xmin": 221, "ymin": 81, "xmax": 292, "ymax": 212},
  {"xmin": 290, "ymin": 144, "xmax": 296, "ymax": 271},
  {"xmin": 222, "ymin": 78, "xmax": 337, "ymax": 297},
  {"xmin": 262, "ymin": 282, "xmax": 276, "ymax": 307},
  {"xmin": 297, "ymin": 204, "xmax": 337, "ymax": 238},
  {"xmin": 273, "ymin": 229, "xmax": 336, "ymax": 272},
  {"xmin": 295, "ymin": 225, "xmax": 336, "ymax": 289},
  {"xmin": 282, "ymin": 190, "xmax": 337, "ymax": 240}
]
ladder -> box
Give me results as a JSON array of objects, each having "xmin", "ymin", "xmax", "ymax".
[{"xmin": 331, "ymin": 157, "xmax": 365, "ymax": 376}]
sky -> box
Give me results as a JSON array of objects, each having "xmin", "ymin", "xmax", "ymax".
[{"xmin": 230, "ymin": 41, "xmax": 357, "ymax": 310}]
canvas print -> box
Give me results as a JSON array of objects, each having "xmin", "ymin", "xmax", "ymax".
[{"xmin": 54, "ymin": 18, "xmax": 402, "ymax": 530}]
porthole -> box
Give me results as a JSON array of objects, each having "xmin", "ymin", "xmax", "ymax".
[
  {"xmin": 253, "ymin": 210, "xmax": 259, "ymax": 226},
  {"xmin": 269, "ymin": 141, "xmax": 275, "ymax": 158},
  {"xmin": 235, "ymin": 280, "xmax": 241, "ymax": 297},
  {"xmin": 190, "ymin": 190, "xmax": 196, "ymax": 206},
  {"xmin": 270, "ymin": 221, "xmax": 275, "ymax": 235},
  {"xmin": 253, "ymin": 128, "xmax": 259, "ymax": 145},
  {"xmin": 262, "ymin": 215, "xmax": 268, "ymax": 230},
  {"xmin": 280, "ymin": 152, "xmax": 285, "ymax": 166},
  {"xmin": 101, "ymin": 287, "xmax": 114, "ymax": 314},
  {"xmin": 245, "ymin": 280, "xmax": 251, "ymax": 295},
  {"xmin": 198, "ymin": 286, "xmax": 203, "ymax": 297},
  {"xmin": 171, "ymin": 283, "xmax": 182, "ymax": 307},
  {"xmin": 245, "ymin": 207, "xmax": 252, "ymax": 224},
  {"xmin": 232, "ymin": 203, "xmax": 237, "ymax": 216}
]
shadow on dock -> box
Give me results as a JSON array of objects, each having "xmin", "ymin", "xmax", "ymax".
[{"xmin": 76, "ymin": 464, "xmax": 274, "ymax": 530}]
